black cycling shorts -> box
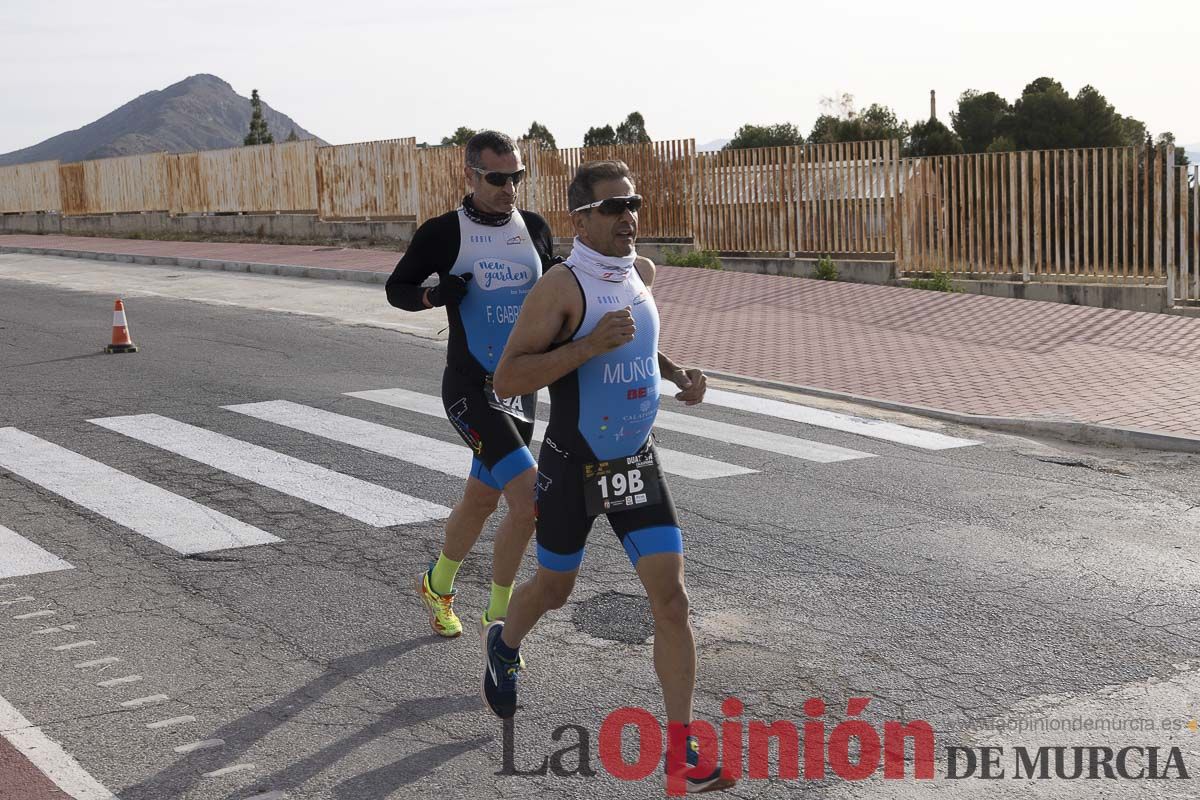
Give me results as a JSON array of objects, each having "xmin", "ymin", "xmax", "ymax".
[
  {"xmin": 441, "ymin": 365, "xmax": 536, "ymax": 490},
  {"xmin": 534, "ymin": 439, "xmax": 682, "ymax": 572}
]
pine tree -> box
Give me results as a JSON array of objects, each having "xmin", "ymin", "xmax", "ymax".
[{"xmin": 244, "ymin": 89, "xmax": 274, "ymax": 146}]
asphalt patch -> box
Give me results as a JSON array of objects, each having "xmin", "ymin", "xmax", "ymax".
[{"xmin": 572, "ymin": 591, "xmax": 655, "ymax": 644}]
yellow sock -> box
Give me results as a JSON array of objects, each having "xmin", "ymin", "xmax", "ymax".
[
  {"xmin": 486, "ymin": 582, "xmax": 513, "ymax": 622},
  {"xmin": 429, "ymin": 552, "xmax": 461, "ymax": 596}
]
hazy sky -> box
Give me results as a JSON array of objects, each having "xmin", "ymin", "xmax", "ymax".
[{"xmin": 2, "ymin": 0, "xmax": 1196, "ymax": 155}]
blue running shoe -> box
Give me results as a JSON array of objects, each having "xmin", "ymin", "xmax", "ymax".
[
  {"xmin": 666, "ymin": 734, "xmax": 737, "ymax": 794},
  {"xmin": 481, "ymin": 620, "xmax": 520, "ymax": 718}
]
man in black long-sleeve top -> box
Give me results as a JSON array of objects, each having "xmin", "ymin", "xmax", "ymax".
[{"xmin": 386, "ymin": 130, "xmax": 556, "ymax": 644}]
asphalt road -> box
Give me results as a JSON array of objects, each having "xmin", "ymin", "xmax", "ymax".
[{"xmin": 1, "ymin": 254, "xmax": 1198, "ymax": 799}]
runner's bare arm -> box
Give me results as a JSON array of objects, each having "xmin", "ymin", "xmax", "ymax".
[
  {"xmin": 494, "ymin": 267, "xmax": 634, "ymax": 398},
  {"xmin": 636, "ymin": 257, "xmax": 707, "ymax": 405}
]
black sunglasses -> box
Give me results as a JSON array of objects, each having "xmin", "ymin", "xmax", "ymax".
[
  {"xmin": 571, "ymin": 194, "xmax": 643, "ymax": 215},
  {"xmin": 473, "ymin": 167, "xmax": 525, "ymax": 188}
]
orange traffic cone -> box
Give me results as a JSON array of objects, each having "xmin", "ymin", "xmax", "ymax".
[{"xmin": 104, "ymin": 299, "xmax": 138, "ymax": 354}]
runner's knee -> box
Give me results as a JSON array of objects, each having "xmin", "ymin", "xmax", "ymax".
[
  {"xmin": 649, "ymin": 582, "xmax": 690, "ymax": 628},
  {"xmin": 535, "ymin": 571, "xmax": 577, "ymax": 610}
]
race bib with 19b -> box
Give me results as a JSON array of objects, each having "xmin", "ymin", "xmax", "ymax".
[{"xmin": 582, "ymin": 450, "xmax": 662, "ymax": 516}]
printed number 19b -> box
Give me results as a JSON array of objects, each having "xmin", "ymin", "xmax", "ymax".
[{"xmin": 599, "ymin": 470, "xmax": 644, "ymax": 499}]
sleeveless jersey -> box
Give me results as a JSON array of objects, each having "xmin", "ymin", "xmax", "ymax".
[
  {"xmin": 546, "ymin": 265, "xmax": 661, "ymax": 462},
  {"xmin": 448, "ymin": 209, "xmax": 543, "ymax": 375}
]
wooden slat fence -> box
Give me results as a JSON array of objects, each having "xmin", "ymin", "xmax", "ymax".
[
  {"xmin": 694, "ymin": 140, "xmax": 900, "ymax": 255},
  {"xmin": 170, "ymin": 140, "xmax": 318, "ymax": 214},
  {"xmin": 315, "ymin": 138, "xmax": 418, "ymax": 220},
  {"xmin": 0, "ymin": 161, "xmax": 61, "ymax": 213},
  {"xmin": 533, "ymin": 140, "xmax": 695, "ymax": 239},
  {"xmin": 897, "ymin": 145, "xmax": 1200, "ymax": 294},
  {"xmin": 59, "ymin": 152, "xmax": 171, "ymax": 215}
]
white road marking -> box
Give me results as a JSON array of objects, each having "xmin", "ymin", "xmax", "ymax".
[
  {"xmin": 0, "ymin": 595, "xmax": 35, "ymax": 606},
  {"xmin": 653, "ymin": 410, "xmax": 874, "ymax": 463},
  {"xmin": 147, "ymin": 715, "xmax": 195, "ymax": 729},
  {"xmin": 681, "ymin": 383, "xmax": 982, "ymax": 450},
  {"xmin": 0, "ymin": 427, "xmax": 281, "ymax": 554},
  {"xmin": 347, "ymin": 388, "xmax": 757, "ymax": 480},
  {"xmin": 245, "ymin": 792, "xmax": 288, "ymax": 800},
  {"xmin": 33, "ymin": 624, "xmax": 78, "ymax": 635},
  {"xmin": 120, "ymin": 694, "xmax": 169, "ymax": 708},
  {"xmin": 75, "ymin": 657, "xmax": 120, "ymax": 669},
  {"xmin": 14, "ymin": 609, "xmax": 55, "ymax": 619},
  {"xmin": 0, "ymin": 692, "xmax": 118, "ymax": 799},
  {"xmin": 89, "ymin": 414, "xmax": 450, "ymax": 527},
  {"xmin": 174, "ymin": 738, "xmax": 224, "ymax": 754},
  {"xmin": 224, "ymin": 401, "xmax": 470, "ymax": 478},
  {"xmin": 97, "ymin": 675, "xmax": 142, "ymax": 688},
  {"xmin": 203, "ymin": 764, "xmax": 256, "ymax": 778},
  {"xmin": 0, "ymin": 524, "xmax": 74, "ymax": 580},
  {"xmin": 52, "ymin": 640, "xmax": 96, "ymax": 652}
]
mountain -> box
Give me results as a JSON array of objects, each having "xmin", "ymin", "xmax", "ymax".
[
  {"xmin": 698, "ymin": 138, "xmax": 730, "ymax": 152},
  {"xmin": 1186, "ymin": 143, "xmax": 1200, "ymax": 166},
  {"xmin": 0, "ymin": 74, "xmax": 324, "ymax": 167}
]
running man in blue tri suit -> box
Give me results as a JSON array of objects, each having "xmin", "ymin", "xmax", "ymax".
[
  {"xmin": 484, "ymin": 160, "xmax": 736, "ymax": 794},
  {"xmin": 385, "ymin": 131, "xmax": 556, "ymax": 641}
]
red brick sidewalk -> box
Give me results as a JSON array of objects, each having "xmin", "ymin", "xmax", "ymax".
[{"xmin": 5, "ymin": 234, "xmax": 1200, "ymax": 442}]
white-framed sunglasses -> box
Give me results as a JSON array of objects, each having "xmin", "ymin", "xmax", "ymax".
[{"xmin": 570, "ymin": 194, "xmax": 643, "ymax": 215}]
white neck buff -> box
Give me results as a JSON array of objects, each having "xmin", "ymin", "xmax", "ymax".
[{"xmin": 565, "ymin": 237, "xmax": 637, "ymax": 283}]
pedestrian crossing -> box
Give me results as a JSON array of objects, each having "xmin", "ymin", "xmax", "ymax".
[
  {"xmin": 0, "ymin": 384, "xmax": 980, "ymax": 579},
  {"xmin": 88, "ymin": 414, "xmax": 450, "ymax": 527},
  {"xmin": 0, "ymin": 426, "xmax": 280, "ymax": 555}
]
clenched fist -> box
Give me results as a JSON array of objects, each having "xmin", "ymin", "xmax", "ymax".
[{"xmin": 587, "ymin": 307, "xmax": 636, "ymax": 356}]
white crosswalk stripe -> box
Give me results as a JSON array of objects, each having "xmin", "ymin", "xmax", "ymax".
[
  {"xmin": 652, "ymin": 410, "xmax": 873, "ymax": 463},
  {"xmin": 0, "ymin": 524, "xmax": 73, "ymax": 580},
  {"xmin": 224, "ymin": 401, "xmax": 471, "ymax": 479},
  {"xmin": 0, "ymin": 427, "xmax": 280, "ymax": 555},
  {"xmin": 539, "ymin": 387, "xmax": 872, "ymax": 464},
  {"xmin": 676, "ymin": 383, "xmax": 980, "ymax": 450},
  {"xmin": 89, "ymin": 414, "xmax": 450, "ymax": 527},
  {"xmin": 345, "ymin": 388, "xmax": 757, "ymax": 480}
]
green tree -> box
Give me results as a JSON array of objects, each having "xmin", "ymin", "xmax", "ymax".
[
  {"xmin": 285, "ymin": 128, "xmax": 299, "ymax": 143},
  {"xmin": 856, "ymin": 103, "xmax": 909, "ymax": 141},
  {"xmin": 1156, "ymin": 132, "xmax": 1191, "ymax": 166},
  {"xmin": 615, "ymin": 111, "xmax": 651, "ymax": 144},
  {"xmin": 243, "ymin": 89, "xmax": 274, "ymax": 146},
  {"xmin": 1073, "ymin": 85, "xmax": 1125, "ymax": 147},
  {"xmin": 524, "ymin": 121, "xmax": 556, "ymax": 150},
  {"xmin": 985, "ymin": 135, "xmax": 1017, "ymax": 153},
  {"xmin": 1118, "ymin": 116, "xmax": 1148, "ymax": 148},
  {"xmin": 725, "ymin": 122, "xmax": 804, "ymax": 150},
  {"xmin": 951, "ymin": 90, "xmax": 1012, "ymax": 153},
  {"xmin": 440, "ymin": 126, "xmax": 477, "ymax": 146},
  {"xmin": 1010, "ymin": 77, "xmax": 1078, "ymax": 150},
  {"xmin": 583, "ymin": 125, "xmax": 617, "ymax": 147},
  {"xmin": 907, "ymin": 119, "xmax": 964, "ymax": 156},
  {"xmin": 808, "ymin": 99, "xmax": 907, "ymax": 144},
  {"xmin": 807, "ymin": 114, "xmax": 840, "ymax": 144}
]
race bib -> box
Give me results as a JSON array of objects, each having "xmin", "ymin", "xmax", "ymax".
[
  {"xmin": 582, "ymin": 450, "xmax": 662, "ymax": 516},
  {"xmin": 483, "ymin": 375, "xmax": 535, "ymax": 424}
]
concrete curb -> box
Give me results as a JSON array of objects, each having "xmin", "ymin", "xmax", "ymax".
[
  {"xmin": 704, "ymin": 369, "xmax": 1200, "ymax": 455},
  {"xmin": 0, "ymin": 245, "xmax": 391, "ymax": 286}
]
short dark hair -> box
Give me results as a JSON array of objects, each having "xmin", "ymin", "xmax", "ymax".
[
  {"xmin": 465, "ymin": 130, "xmax": 518, "ymax": 168},
  {"xmin": 568, "ymin": 160, "xmax": 634, "ymax": 211}
]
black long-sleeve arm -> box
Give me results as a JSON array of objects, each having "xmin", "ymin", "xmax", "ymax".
[
  {"xmin": 385, "ymin": 208, "xmax": 558, "ymax": 312},
  {"xmin": 385, "ymin": 213, "xmax": 460, "ymax": 311}
]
